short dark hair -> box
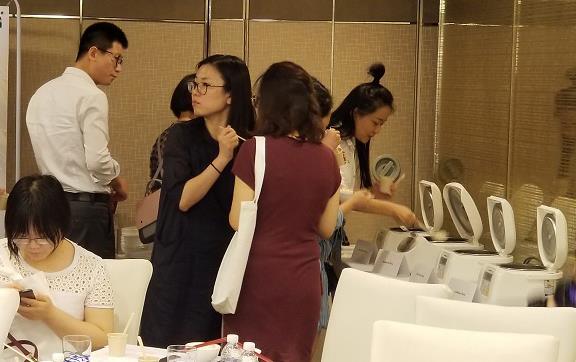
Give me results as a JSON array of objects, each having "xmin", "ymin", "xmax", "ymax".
[
  {"xmin": 312, "ymin": 77, "xmax": 333, "ymax": 118},
  {"xmin": 329, "ymin": 63, "xmax": 394, "ymax": 188},
  {"xmin": 5, "ymin": 175, "xmax": 70, "ymax": 257},
  {"xmin": 76, "ymin": 22, "xmax": 128, "ymax": 61},
  {"xmin": 255, "ymin": 61, "xmax": 324, "ymax": 143},
  {"xmin": 170, "ymin": 73, "xmax": 195, "ymax": 118},
  {"xmin": 197, "ymin": 55, "xmax": 255, "ymax": 139}
]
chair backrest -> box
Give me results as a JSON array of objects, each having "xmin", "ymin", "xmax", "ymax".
[
  {"xmin": 321, "ymin": 268, "xmax": 453, "ymax": 362},
  {"xmin": 416, "ymin": 296, "xmax": 576, "ymax": 362},
  {"xmin": 103, "ymin": 259, "xmax": 153, "ymax": 344},
  {"xmin": 371, "ymin": 320, "xmax": 559, "ymax": 362},
  {"xmin": 0, "ymin": 288, "xmax": 19, "ymax": 344}
]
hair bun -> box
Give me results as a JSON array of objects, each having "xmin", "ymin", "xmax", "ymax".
[{"xmin": 368, "ymin": 63, "xmax": 385, "ymax": 84}]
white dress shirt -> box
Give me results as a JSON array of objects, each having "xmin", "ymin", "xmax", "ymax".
[{"xmin": 26, "ymin": 67, "xmax": 120, "ymax": 193}]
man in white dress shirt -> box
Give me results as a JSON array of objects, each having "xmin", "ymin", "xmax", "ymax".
[{"xmin": 26, "ymin": 22, "xmax": 129, "ymax": 258}]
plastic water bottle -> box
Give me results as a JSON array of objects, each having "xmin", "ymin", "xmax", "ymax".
[
  {"xmin": 220, "ymin": 334, "xmax": 242, "ymax": 361},
  {"xmin": 240, "ymin": 342, "xmax": 258, "ymax": 362}
]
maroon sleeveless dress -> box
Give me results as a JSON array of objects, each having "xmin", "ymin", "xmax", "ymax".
[{"xmin": 223, "ymin": 136, "xmax": 340, "ymax": 362}]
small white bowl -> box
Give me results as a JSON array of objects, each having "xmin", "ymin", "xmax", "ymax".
[{"xmin": 185, "ymin": 342, "xmax": 221, "ymax": 362}]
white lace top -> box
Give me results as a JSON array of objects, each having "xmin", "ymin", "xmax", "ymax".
[{"xmin": 0, "ymin": 239, "xmax": 113, "ymax": 360}]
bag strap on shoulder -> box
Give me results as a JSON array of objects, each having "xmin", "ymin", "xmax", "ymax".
[
  {"xmin": 253, "ymin": 136, "xmax": 266, "ymax": 203},
  {"xmin": 146, "ymin": 138, "xmax": 164, "ymax": 195}
]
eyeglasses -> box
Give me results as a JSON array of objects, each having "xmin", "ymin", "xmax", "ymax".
[
  {"xmin": 97, "ymin": 47, "xmax": 124, "ymax": 67},
  {"xmin": 13, "ymin": 237, "xmax": 52, "ymax": 246},
  {"xmin": 187, "ymin": 80, "xmax": 225, "ymax": 95}
]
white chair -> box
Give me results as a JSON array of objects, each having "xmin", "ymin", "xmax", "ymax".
[
  {"xmin": 0, "ymin": 288, "xmax": 19, "ymax": 344},
  {"xmin": 416, "ymin": 296, "xmax": 576, "ymax": 362},
  {"xmin": 104, "ymin": 259, "xmax": 153, "ymax": 344},
  {"xmin": 370, "ymin": 320, "xmax": 559, "ymax": 362},
  {"xmin": 321, "ymin": 268, "xmax": 453, "ymax": 362}
]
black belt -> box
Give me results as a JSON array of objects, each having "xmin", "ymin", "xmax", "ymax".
[{"xmin": 65, "ymin": 192, "xmax": 110, "ymax": 203}]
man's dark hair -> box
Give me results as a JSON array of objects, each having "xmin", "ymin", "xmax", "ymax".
[{"xmin": 76, "ymin": 22, "xmax": 128, "ymax": 61}]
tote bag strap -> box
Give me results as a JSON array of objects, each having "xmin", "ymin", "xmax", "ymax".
[
  {"xmin": 253, "ymin": 136, "xmax": 266, "ymax": 203},
  {"xmin": 146, "ymin": 138, "xmax": 164, "ymax": 195}
]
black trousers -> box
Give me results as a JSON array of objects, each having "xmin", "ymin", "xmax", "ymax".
[{"xmin": 67, "ymin": 199, "xmax": 115, "ymax": 259}]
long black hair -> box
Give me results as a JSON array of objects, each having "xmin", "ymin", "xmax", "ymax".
[
  {"xmin": 312, "ymin": 77, "xmax": 333, "ymax": 118},
  {"xmin": 197, "ymin": 54, "xmax": 255, "ymax": 139},
  {"xmin": 329, "ymin": 63, "xmax": 394, "ymax": 188}
]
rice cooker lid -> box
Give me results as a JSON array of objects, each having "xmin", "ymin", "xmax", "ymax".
[
  {"xmin": 537, "ymin": 205, "xmax": 568, "ymax": 270},
  {"xmin": 442, "ymin": 182, "xmax": 483, "ymax": 242},
  {"xmin": 418, "ymin": 180, "xmax": 443, "ymax": 232},
  {"xmin": 487, "ymin": 196, "xmax": 516, "ymax": 256}
]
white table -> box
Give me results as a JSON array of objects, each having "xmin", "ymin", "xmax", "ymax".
[{"xmin": 91, "ymin": 344, "xmax": 166, "ymax": 362}]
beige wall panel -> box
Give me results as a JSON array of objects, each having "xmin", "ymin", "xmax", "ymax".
[
  {"xmin": 7, "ymin": 19, "xmax": 80, "ymax": 189},
  {"xmin": 248, "ymin": 21, "xmax": 332, "ymax": 90},
  {"xmin": 415, "ymin": 26, "xmax": 439, "ymax": 221},
  {"xmin": 436, "ymin": 25, "xmax": 512, "ymax": 246},
  {"xmin": 84, "ymin": 20, "xmax": 204, "ymax": 228},
  {"xmin": 511, "ymin": 24, "xmax": 576, "ymax": 267},
  {"xmin": 210, "ymin": 20, "xmax": 244, "ymax": 58},
  {"xmin": 333, "ymin": 23, "xmax": 416, "ymax": 244},
  {"xmin": 83, "ymin": 0, "xmax": 205, "ymax": 21},
  {"xmin": 16, "ymin": 0, "xmax": 79, "ymax": 16},
  {"xmin": 213, "ymin": 0, "xmax": 243, "ymax": 19},
  {"xmin": 250, "ymin": 0, "xmax": 332, "ymax": 21},
  {"xmin": 335, "ymin": 0, "xmax": 417, "ymax": 22}
]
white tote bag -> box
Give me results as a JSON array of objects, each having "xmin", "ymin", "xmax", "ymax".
[{"xmin": 212, "ymin": 136, "xmax": 265, "ymax": 314}]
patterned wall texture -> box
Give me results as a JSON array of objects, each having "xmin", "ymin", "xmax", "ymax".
[
  {"xmin": 7, "ymin": 19, "xmax": 79, "ymax": 183},
  {"xmin": 248, "ymin": 21, "xmax": 332, "ymax": 90},
  {"xmin": 437, "ymin": 0, "xmax": 576, "ymax": 270}
]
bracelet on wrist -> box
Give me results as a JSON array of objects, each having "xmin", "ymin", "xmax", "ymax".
[{"xmin": 210, "ymin": 162, "xmax": 222, "ymax": 174}]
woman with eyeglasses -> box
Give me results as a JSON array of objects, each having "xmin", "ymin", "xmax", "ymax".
[
  {"xmin": 140, "ymin": 54, "xmax": 255, "ymax": 347},
  {"xmin": 0, "ymin": 175, "xmax": 114, "ymax": 361}
]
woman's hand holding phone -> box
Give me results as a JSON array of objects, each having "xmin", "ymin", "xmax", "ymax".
[{"xmin": 18, "ymin": 290, "xmax": 55, "ymax": 321}]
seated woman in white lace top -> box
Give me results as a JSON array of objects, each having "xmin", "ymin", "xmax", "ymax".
[{"xmin": 0, "ymin": 175, "xmax": 114, "ymax": 360}]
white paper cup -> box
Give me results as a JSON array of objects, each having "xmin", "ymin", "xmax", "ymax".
[{"xmin": 107, "ymin": 333, "xmax": 128, "ymax": 357}]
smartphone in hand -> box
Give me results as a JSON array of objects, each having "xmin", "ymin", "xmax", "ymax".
[{"xmin": 19, "ymin": 289, "xmax": 36, "ymax": 300}]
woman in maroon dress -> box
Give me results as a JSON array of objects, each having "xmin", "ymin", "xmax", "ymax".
[{"xmin": 224, "ymin": 62, "xmax": 341, "ymax": 361}]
